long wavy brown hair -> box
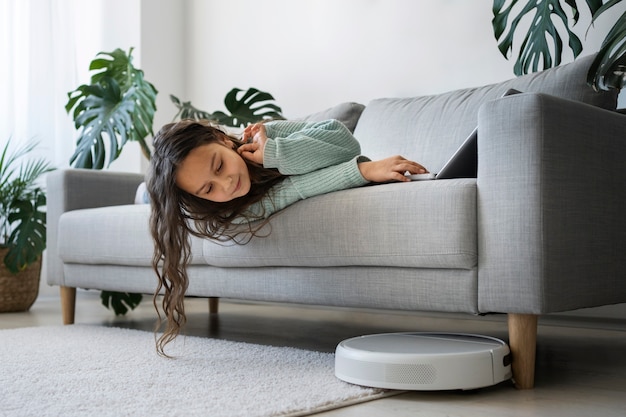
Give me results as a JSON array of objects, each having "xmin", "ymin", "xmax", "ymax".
[{"xmin": 147, "ymin": 119, "xmax": 285, "ymax": 356}]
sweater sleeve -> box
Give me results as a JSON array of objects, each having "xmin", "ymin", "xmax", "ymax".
[
  {"xmin": 262, "ymin": 119, "xmax": 362, "ymax": 175},
  {"xmin": 234, "ymin": 155, "xmax": 370, "ymax": 223}
]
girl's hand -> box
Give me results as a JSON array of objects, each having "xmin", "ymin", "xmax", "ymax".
[
  {"xmin": 238, "ymin": 123, "xmax": 268, "ymax": 164},
  {"xmin": 358, "ymin": 155, "xmax": 428, "ymax": 183}
]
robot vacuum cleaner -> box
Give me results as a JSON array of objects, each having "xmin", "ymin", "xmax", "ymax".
[{"xmin": 335, "ymin": 332, "xmax": 512, "ymax": 390}]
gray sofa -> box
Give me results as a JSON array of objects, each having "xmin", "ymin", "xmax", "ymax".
[{"xmin": 47, "ymin": 54, "xmax": 626, "ymax": 389}]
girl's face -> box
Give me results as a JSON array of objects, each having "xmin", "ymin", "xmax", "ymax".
[{"xmin": 175, "ymin": 138, "xmax": 251, "ymax": 203}]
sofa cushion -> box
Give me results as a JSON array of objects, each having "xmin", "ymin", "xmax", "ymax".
[
  {"xmin": 58, "ymin": 204, "xmax": 205, "ymax": 266},
  {"xmin": 202, "ymin": 179, "xmax": 477, "ymax": 269},
  {"xmin": 354, "ymin": 54, "xmax": 619, "ymax": 173}
]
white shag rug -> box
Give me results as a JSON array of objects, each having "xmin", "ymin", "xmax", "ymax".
[{"xmin": 0, "ymin": 325, "xmax": 390, "ymax": 417}]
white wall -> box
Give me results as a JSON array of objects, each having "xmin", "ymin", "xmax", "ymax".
[
  {"xmin": 180, "ymin": 0, "xmax": 623, "ymax": 118},
  {"xmin": 138, "ymin": 0, "xmax": 187, "ymax": 172}
]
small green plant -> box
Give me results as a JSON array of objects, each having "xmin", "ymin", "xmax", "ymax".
[
  {"xmin": 0, "ymin": 139, "xmax": 54, "ymax": 273},
  {"xmin": 492, "ymin": 0, "xmax": 626, "ymax": 90}
]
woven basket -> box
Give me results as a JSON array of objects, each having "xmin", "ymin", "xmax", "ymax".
[{"xmin": 0, "ymin": 248, "xmax": 41, "ymax": 313}]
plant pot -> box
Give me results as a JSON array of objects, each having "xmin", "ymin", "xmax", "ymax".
[{"xmin": 0, "ymin": 248, "xmax": 41, "ymax": 313}]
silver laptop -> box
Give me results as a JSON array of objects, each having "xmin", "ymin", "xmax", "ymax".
[{"xmin": 407, "ymin": 88, "xmax": 522, "ymax": 180}]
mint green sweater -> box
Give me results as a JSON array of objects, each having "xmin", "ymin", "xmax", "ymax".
[{"xmin": 239, "ymin": 119, "xmax": 370, "ymax": 221}]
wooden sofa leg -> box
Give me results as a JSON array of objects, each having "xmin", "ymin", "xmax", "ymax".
[
  {"xmin": 508, "ymin": 313, "xmax": 538, "ymax": 389},
  {"xmin": 60, "ymin": 286, "xmax": 77, "ymax": 325},
  {"xmin": 209, "ymin": 297, "xmax": 219, "ymax": 314}
]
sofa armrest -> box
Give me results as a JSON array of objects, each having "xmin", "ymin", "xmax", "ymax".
[
  {"xmin": 46, "ymin": 169, "xmax": 145, "ymax": 286},
  {"xmin": 477, "ymin": 93, "xmax": 626, "ymax": 314}
]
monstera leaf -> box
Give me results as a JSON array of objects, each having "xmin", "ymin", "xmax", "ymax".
[
  {"xmin": 492, "ymin": 0, "xmax": 587, "ymax": 75},
  {"xmin": 170, "ymin": 87, "xmax": 284, "ymax": 127},
  {"xmin": 215, "ymin": 88, "xmax": 284, "ymax": 127},
  {"xmin": 587, "ymin": 1, "xmax": 626, "ymax": 90},
  {"xmin": 66, "ymin": 48, "xmax": 157, "ymax": 168},
  {"xmin": 170, "ymin": 95, "xmax": 214, "ymax": 121},
  {"xmin": 100, "ymin": 291, "xmax": 143, "ymax": 316},
  {"xmin": 5, "ymin": 192, "xmax": 46, "ymax": 273}
]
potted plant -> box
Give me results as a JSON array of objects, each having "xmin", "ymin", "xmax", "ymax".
[{"xmin": 0, "ymin": 139, "xmax": 55, "ymax": 312}]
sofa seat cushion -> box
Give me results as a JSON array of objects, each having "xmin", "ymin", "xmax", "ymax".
[
  {"xmin": 203, "ymin": 179, "xmax": 477, "ymax": 269},
  {"xmin": 58, "ymin": 205, "xmax": 205, "ymax": 266},
  {"xmin": 58, "ymin": 181, "xmax": 477, "ymax": 270}
]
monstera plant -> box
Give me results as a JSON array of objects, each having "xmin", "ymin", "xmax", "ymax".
[
  {"xmin": 170, "ymin": 88, "xmax": 284, "ymax": 126},
  {"xmin": 492, "ymin": 0, "xmax": 626, "ymax": 90},
  {"xmin": 66, "ymin": 48, "xmax": 157, "ymax": 169},
  {"xmin": 66, "ymin": 47, "xmax": 284, "ymax": 315}
]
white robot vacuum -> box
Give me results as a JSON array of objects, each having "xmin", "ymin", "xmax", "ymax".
[{"xmin": 335, "ymin": 332, "xmax": 512, "ymax": 390}]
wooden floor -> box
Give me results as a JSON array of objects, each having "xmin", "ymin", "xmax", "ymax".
[{"xmin": 2, "ymin": 289, "xmax": 626, "ymax": 417}]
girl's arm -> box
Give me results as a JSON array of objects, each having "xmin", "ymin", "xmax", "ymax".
[
  {"xmin": 236, "ymin": 154, "xmax": 426, "ymax": 222},
  {"xmin": 236, "ymin": 155, "xmax": 369, "ymax": 222},
  {"xmin": 254, "ymin": 119, "xmax": 363, "ymax": 175}
]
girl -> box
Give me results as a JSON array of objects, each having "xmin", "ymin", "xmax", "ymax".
[{"xmin": 147, "ymin": 118, "xmax": 428, "ymax": 356}]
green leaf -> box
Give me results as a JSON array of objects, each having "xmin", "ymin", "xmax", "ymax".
[
  {"xmin": 170, "ymin": 94, "xmax": 215, "ymax": 121},
  {"xmin": 584, "ymin": 0, "xmax": 604, "ymax": 16},
  {"xmin": 492, "ymin": 0, "xmax": 584, "ymax": 75},
  {"xmin": 587, "ymin": 7, "xmax": 626, "ymax": 90},
  {"xmin": 68, "ymin": 77, "xmax": 131, "ymax": 168},
  {"xmin": 89, "ymin": 48, "xmax": 136, "ymax": 91},
  {"xmin": 4, "ymin": 192, "xmax": 47, "ymax": 273},
  {"xmin": 219, "ymin": 88, "xmax": 284, "ymax": 127},
  {"xmin": 0, "ymin": 141, "xmax": 36, "ymax": 192},
  {"xmin": 100, "ymin": 291, "xmax": 143, "ymax": 316}
]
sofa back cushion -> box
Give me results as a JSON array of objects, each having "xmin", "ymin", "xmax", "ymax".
[
  {"xmin": 298, "ymin": 102, "xmax": 365, "ymax": 133},
  {"xmin": 353, "ymin": 54, "xmax": 619, "ymax": 173}
]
